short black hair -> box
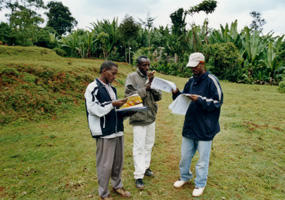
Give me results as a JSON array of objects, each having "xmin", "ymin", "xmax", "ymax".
[
  {"xmin": 99, "ymin": 61, "xmax": 118, "ymax": 73},
  {"xmin": 136, "ymin": 56, "xmax": 149, "ymax": 66}
]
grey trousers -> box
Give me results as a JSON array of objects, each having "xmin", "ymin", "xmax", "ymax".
[{"xmin": 96, "ymin": 136, "xmax": 124, "ymax": 198}]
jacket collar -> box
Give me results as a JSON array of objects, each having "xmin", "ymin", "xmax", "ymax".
[
  {"xmin": 136, "ymin": 68, "xmax": 147, "ymax": 78},
  {"xmin": 96, "ymin": 78, "xmax": 115, "ymax": 89},
  {"xmin": 96, "ymin": 78, "xmax": 104, "ymax": 87},
  {"xmin": 193, "ymin": 71, "xmax": 209, "ymax": 83}
]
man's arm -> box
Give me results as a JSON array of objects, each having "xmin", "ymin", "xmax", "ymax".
[
  {"xmin": 125, "ymin": 74, "xmax": 147, "ymax": 98},
  {"xmin": 85, "ymin": 84, "xmax": 126, "ymax": 117},
  {"xmin": 195, "ymin": 75, "xmax": 223, "ymax": 112},
  {"xmin": 150, "ymin": 88, "xmax": 162, "ymax": 102},
  {"xmin": 172, "ymin": 79, "xmax": 191, "ymax": 100}
]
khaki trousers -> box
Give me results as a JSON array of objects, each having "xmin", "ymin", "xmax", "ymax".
[{"xmin": 96, "ymin": 136, "xmax": 124, "ymax": 198}]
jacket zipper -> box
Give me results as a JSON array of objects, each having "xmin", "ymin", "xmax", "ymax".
[
  {"xmin": 115, "ymin": 107, "xmax": 118, "ymax": 133},
  {"xmin": 103, "ymin": 116, "xmax": 106, "ymax": 128}
]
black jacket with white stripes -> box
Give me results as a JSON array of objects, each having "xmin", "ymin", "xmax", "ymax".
[{"xmin": 173, "ymin": 72, "xmax": 223, "ymax": 141}]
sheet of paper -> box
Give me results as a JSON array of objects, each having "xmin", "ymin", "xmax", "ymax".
[
  {"xmin": 168, "ymin": 94, "xmax": 192, "ymax": 115},
  {"xmin": 150, "ymin": 77, "xmax": 176, "ymax": 93}
]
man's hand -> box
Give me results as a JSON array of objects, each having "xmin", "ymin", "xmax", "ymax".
[
  {"xmin": 147, "ymin": 70, "xmax": 155, "ymax": 83},
  {"xmin": 188, "ymin": 94, "xmax": 200, "ymax": 101},
  {"xmin": 172, "ymin": 88, "xmax": 179, "ymax": 94},
  {"xmin": 146, "ymin": 82, "xmax": 151, "ymax": 91},
  {"xmin": 112, "ymin": 98, "xmax": 127, "ymax": 107}
]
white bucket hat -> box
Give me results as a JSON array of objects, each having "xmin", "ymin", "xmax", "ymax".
[{"xmin": 186, "ymin": 52, "xmax": 205, "ymax": 67}]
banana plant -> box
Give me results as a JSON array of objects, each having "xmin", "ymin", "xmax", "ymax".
[
  {"xmin": 209, "ymin": 20, "xmax": 241, "ymax": 47},
  {"xmin": 240, "ymin": 27, "xmax": 265, "ymax": 65},
  {"xmin": 90, "ymin": 18, "xmax": 120, "ymax": 59},
  {"xmin": 262, "ymin": 35, "xmax": 284, "ymax": 83}
]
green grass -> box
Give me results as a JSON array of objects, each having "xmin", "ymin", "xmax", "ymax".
[{"xmin": 1, "ymin": 46, "xmax": 285, "ymax": 199}]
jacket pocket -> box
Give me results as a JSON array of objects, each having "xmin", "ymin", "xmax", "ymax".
[
  {"xmin": 88, "ymin": 115, "xmax": 102, "ymax": 136},
  {"xmin": 203, "ymin": 114, "xmax": 214, "ymax": 134}
]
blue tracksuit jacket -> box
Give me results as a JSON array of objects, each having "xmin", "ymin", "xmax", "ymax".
[{"xmin": 173, "ymin": 72, "xmax": 223, "ymax": 141}]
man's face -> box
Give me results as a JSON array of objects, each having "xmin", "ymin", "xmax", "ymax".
[
  {"xmin": 191, "ymin": 62, "xmax": 204, "ymax": 77},
  {"xmin": 102, "ymin": 66, "xmax": 118, "ymax": 84},
  {"xmin": 138, "ymin": 58, "xmax": 150, "ymax": 76}
]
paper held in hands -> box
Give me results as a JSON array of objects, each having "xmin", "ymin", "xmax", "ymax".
[
  {"xmin": 117, "ymin": 94, "xmax": 147, "ymax": 112},
  {"xmin": 150, "ymin": 77, "xmax": 176, "ymax": 93},
  {"xmin": 168, "ymin": 94, "xmax": 192, "ymax": 115}
]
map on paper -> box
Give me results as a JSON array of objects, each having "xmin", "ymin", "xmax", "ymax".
[
  {"xmin": 117, "ymin": 94, "xmax": 147, "ymax": 112},
  {"xmin": 168, "ymin": 94, "xmax": 192, "ymax": 115},
  {"xmin": 150, "ymin": 77, "xmax": 176, "ymax": 93}
]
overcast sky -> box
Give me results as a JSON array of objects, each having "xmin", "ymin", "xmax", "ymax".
[{"xmin": 1, "ymin": 0, "xmax": 285, "ymax": 35}]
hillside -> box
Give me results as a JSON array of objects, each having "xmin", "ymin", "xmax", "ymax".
[
  {"xmin": 0, "ymin": 46, "xmax": 285, "ymax": 199},
  {"xmin": 0, "ymin": 46, "xmax": 132, "ymax": 125}
]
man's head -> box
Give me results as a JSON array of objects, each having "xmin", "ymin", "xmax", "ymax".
[
  {"xmin": 137, "ymin": 56, "xmax": 150, "ymax": 76},
  {"xmin": 186, "ymin": 52, "xmax": 206, "ymax": 77},
  {"xmin": 99, "ymin": 61, "xmax": 118, "ymax": 84}
]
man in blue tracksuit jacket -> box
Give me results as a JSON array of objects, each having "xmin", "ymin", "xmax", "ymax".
[{"xmin": 172, "ymin": 52, "xmax": 223, "ymax": 197}]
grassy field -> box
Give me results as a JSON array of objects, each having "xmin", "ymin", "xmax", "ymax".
[{"xmin": 1, "ymin": 46, "xmax": 285, "ymax": 200}]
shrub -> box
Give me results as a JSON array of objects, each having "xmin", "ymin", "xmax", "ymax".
[
  {"xmin": 279, "ymin": 81, "xmax": 285, "ymax": 93},
  {"xmin": 205, "ymin": 42, "xmax": 243, "ymax": 81},
  {"xmin": 133, "ymin": 47, "xmax": 155, "ymax": 65},
  {"xmin": 0, "ymin": 67, "xmax": 19, "ymax": 76},
  {"xmin": 53, "ymin": 47, "xmax": 67, "ymax": 57}
]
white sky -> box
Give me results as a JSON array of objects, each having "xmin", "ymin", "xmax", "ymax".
[{"xmin": 1, "ymin": 0, "xmax": 284, "ymax": 35}]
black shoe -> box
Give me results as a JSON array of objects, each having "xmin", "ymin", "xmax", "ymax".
[
  {"xmin": 144, "ymin": 168, "xmax": 154, "ymax": 177},
  {"xmin": 135, "ymin": 178, "xmax": 144, "ymax": 189}
]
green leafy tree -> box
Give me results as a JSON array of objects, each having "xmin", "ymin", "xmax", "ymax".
[
  {"xmin": 118, "ymin": 15, "xmax": 140, "ymax": 63},
  {"xmin": 188, "ymin": 0, "xmax": 217, "ymax": 50},
  {"xmin": 139, "ymin": 13, "xmax": 155, "ymax": 48},
  {"xmin": 8, "ymin": 5, "xmax": 44, "ymax": 45},
  {"xmin": 205, "ymin": 42, "xmax": 243, "ymax": 82},
  {"xmin": 0, "ymin": 22, "xmax": 13, "ymax": 44},
  {"xmin": 188, "ymin": 0, "xmax": 217, "ymax": 14},
  {"xmin": 46, "ymin": 1, "xmax": 78, "ymax": 36},
  {"xmin": 1, "ymin": 0, "xmax": 45, "ymax": 45},
  {"xmin": 250, "ymin": 11, "xmax": 266, "ymax": 32},
  {"xmin": 169, "ymin": 8, "xmax": 188, "ymax": 64},
  {"xmin": 90, "ymin": 18, "xmax": 120, "ymax": 59},
  {"xmin": 170, "ymin": 8, "xmax": 186, "ymax": 36}
]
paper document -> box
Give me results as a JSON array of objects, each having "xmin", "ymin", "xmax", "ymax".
[
  {"xmin": 117, "ymin": 105, "xmax": 147, "ymax": 112},
  {"xmin": 117, "ymin": 94, "xmax": 146, "ymax": 112},
  {"xmin": 168, "ymin": 94, "xmax": 192, "ymax": 115},
  {"xmin": 150, "ymin": 77, "xmax": 176, "ymax": 93}
]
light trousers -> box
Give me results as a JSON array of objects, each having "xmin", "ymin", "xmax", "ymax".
[
  {"xmin": 96, "ymin": 136, "xmax": 124, "ymax": 198},
  {"xmin": 179, "ymin": 136, "xmax": 212, "ymax": 188},
  {"xmin": 133, "ymin": 122, "xmax": 156, "ymax": 179}
]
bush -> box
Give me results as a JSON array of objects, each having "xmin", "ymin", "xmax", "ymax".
[
  {"xmin": 279, "ymin": 81, "xmax": 285, "ymax": 93},
  {"xmin": 0, "ymin": 22, "xmax": 13, "ymax": 45},
  {"xmin": 205, "ymin": 42, "xmax": 243, "ymax": 81},
  {"xmin": 34, "ymin": 28, "xmax": 57, "ymax": 48},
  {"xmin": 53, "ymin": 47, "xmax": 67, "ymax": 57},
  {"xmin": 133, "ymin": 47, "xmax": 155, "ymax": 65}
]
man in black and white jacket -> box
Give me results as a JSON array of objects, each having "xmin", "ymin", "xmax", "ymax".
[{"xmin": 85, "ymin": 61, "xmax": 131, "ymax": 200}]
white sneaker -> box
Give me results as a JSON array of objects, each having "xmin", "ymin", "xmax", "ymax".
[
  {"xmin": 192, "ymin": 187, "xmax": 205, "ymax": 197},
  {"xmin": 173, "ymin": 180, "xmax": 187, "ymax": 188}
]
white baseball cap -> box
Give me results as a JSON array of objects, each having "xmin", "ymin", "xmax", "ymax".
[{"xmin": 186, "ymin": 52, "xmax": 205, "ymax": 67}]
